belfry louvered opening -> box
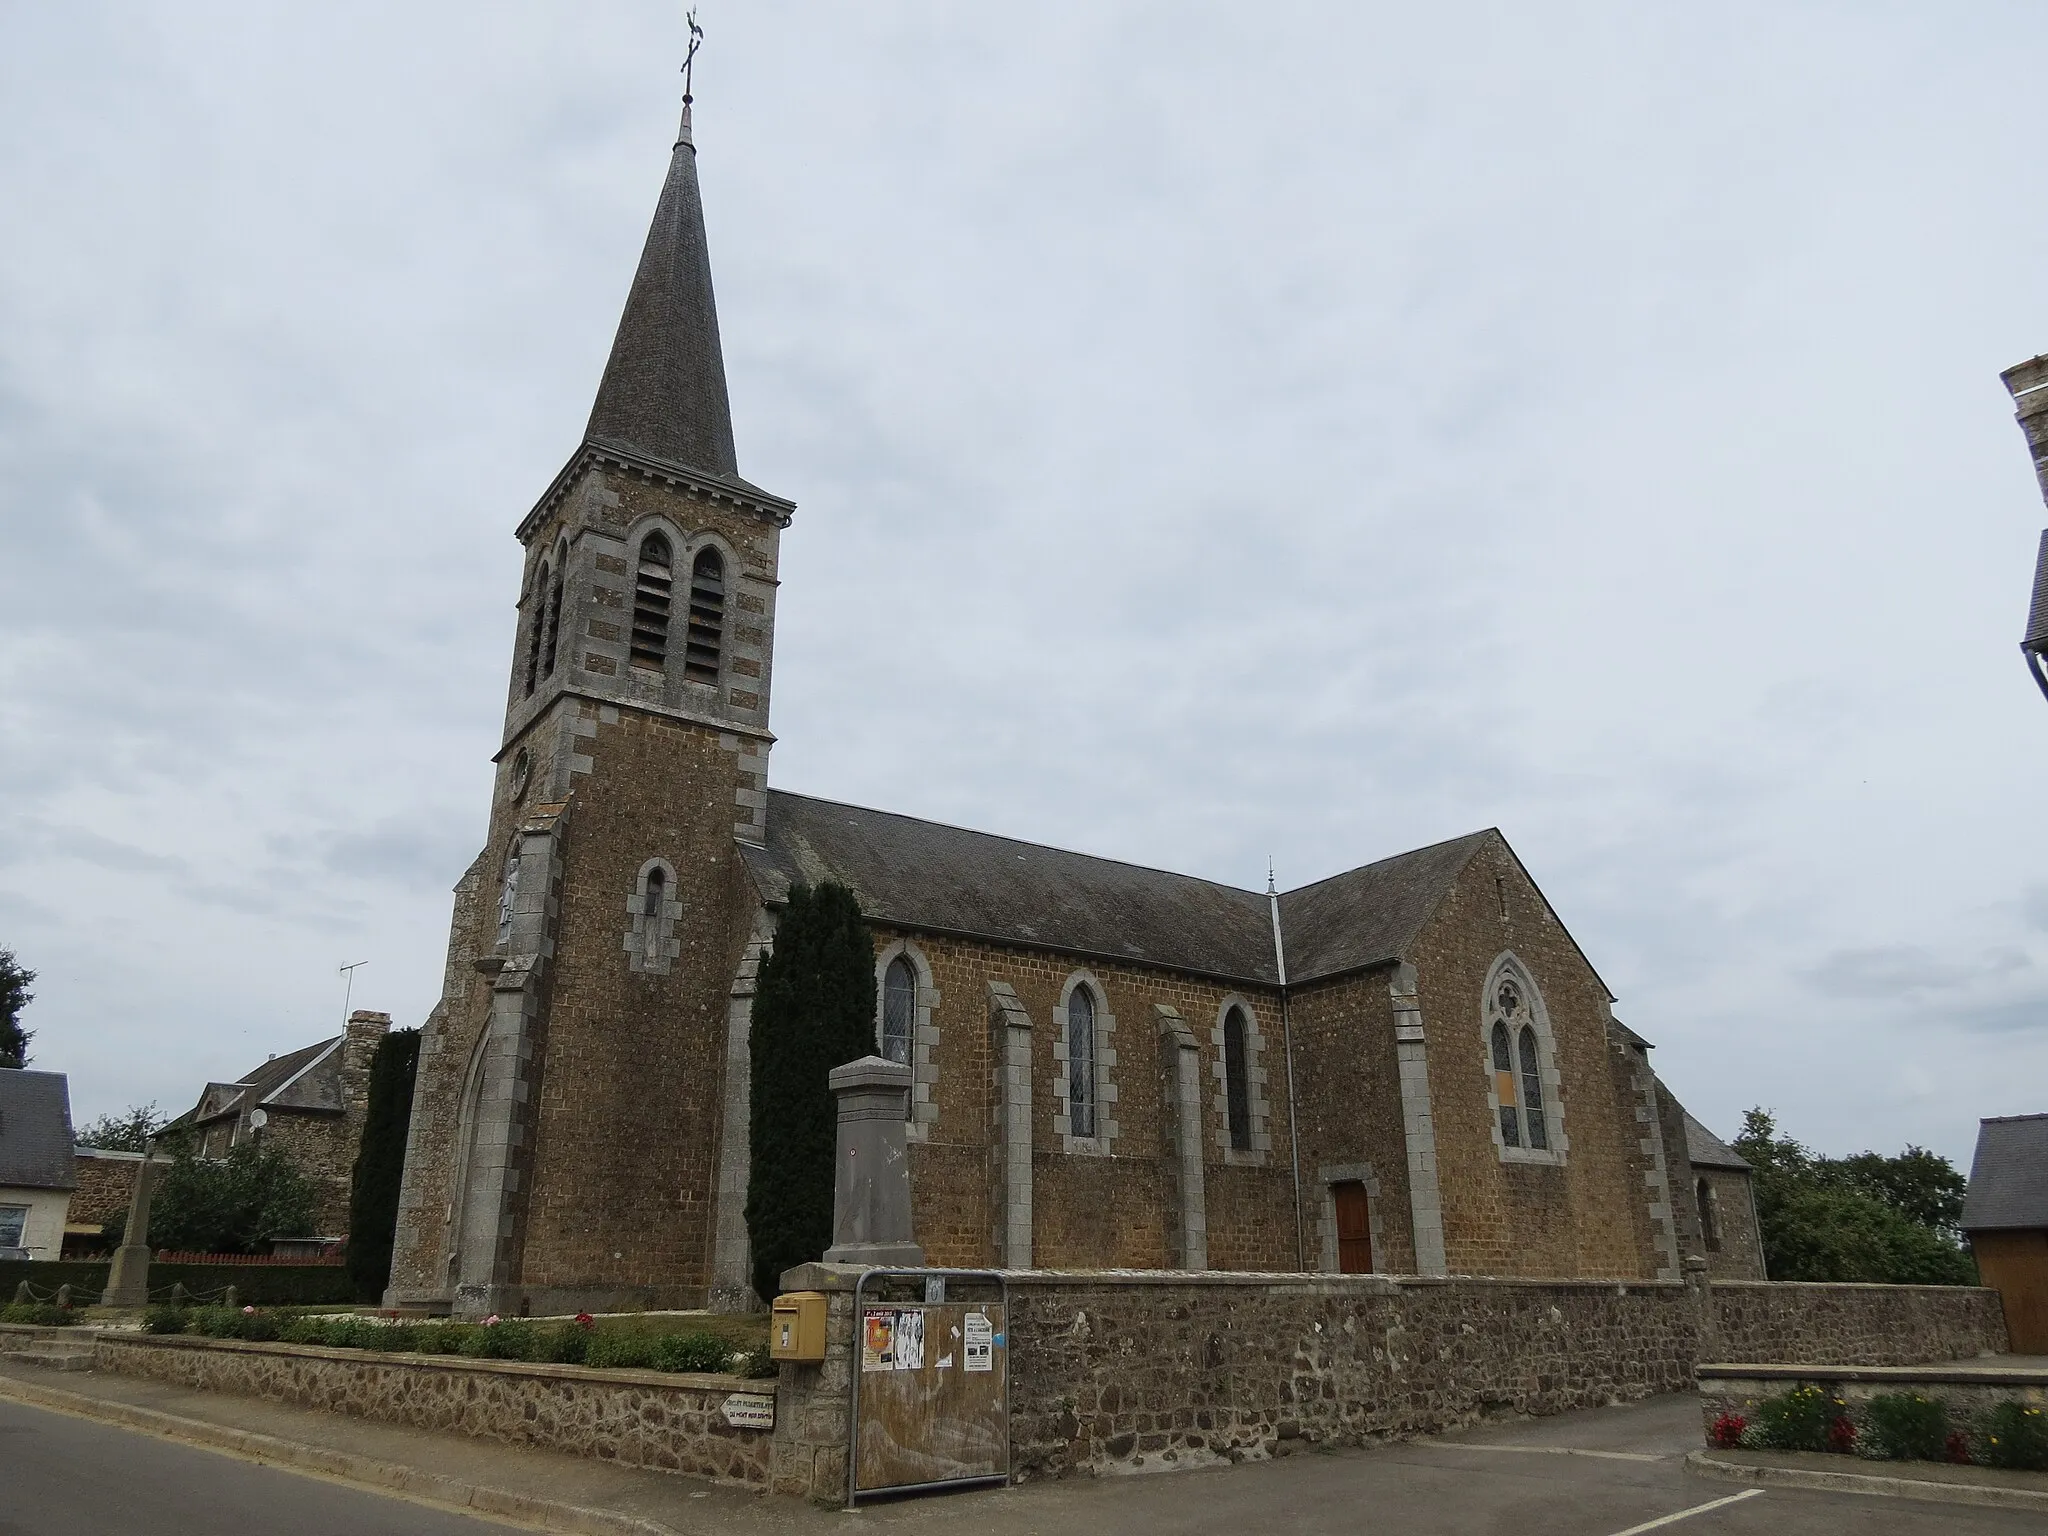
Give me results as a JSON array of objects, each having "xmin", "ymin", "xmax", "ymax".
[
  {"xmin": 630, "ymin": 534, "xmax": 674, "ymax": 671},
  {"xmin": 523, "ymin": 561, "xmax": 551, "ymax": 696},
  {"xmin": 684, "ymin": 548, "xmax": 725, "ymax": 682}
]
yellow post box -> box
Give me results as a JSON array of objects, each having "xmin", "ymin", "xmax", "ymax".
[{"xmin": 770, "ymin": 1290, "xmax": 828, "ymax": 1362}]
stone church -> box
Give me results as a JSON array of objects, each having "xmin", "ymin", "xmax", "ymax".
[{"xmin": 385, "ymin": 90, "xmax": 1760, "ymax": 1317}]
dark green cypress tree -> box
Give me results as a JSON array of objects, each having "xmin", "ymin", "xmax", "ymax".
[
  {"xmin": 745, "ymin": 882, "xmax": 876, "ymax": 1302},
  {"xmin": 346, "ymin": 1028, "xmax": 422, "ymax": 1301}
]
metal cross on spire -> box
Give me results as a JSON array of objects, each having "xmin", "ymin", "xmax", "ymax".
[{"xmin": 682, "ymin": 8, "xmax": 704, "ymax": 103}]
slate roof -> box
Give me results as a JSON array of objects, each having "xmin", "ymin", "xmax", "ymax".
[
  {"xmin": 0, "ymin": 1070, "xmax": 77, "ymax": 1191},
  {"xmin": 583, "ymin": 103, "xmax": 739, "ymax": 479},
  {"xmin": 179, "ymin": 1036, "xmax": 345, "ymax": 1130},
  {"xmin": 1962, "ymin": 1113, "xmax": 2048, "ymax": 1232},
  {"xmin": 742, "ymin": 791, "xmax": 1501, "ymax": 987},
  {"xmin": 1683, "ymin": 1111, "xmax": 1751, "ymax": 1173}
]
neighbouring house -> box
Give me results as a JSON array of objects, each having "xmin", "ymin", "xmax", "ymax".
[
  {"xmin": 167, "ymin": 1011, "xmax": 391, "ymax": 1239},
  {"xmin": 0, "ymin": 1070, "xmax": 78, "ymax": 1260},
  {"xmin": 1962, "ymin": 1112, "xmax": 2048, "ymax": 1353}
]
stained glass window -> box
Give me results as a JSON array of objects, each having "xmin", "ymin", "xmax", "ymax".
[
  {"xmin": 1067, "ymin": 987, "xmax": 1097, "ymax": 1138},
  {"xmin": 1491, "ymin": 1020, "xmax": 1520, "ymax": 1147}
]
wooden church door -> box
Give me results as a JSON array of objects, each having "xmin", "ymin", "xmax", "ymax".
[{"xmin": 1332, "ymin": 1181, "xmax": 1373, "ymax": 1274}]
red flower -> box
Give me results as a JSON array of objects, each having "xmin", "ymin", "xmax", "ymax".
[
  {"xmin": 574, "ymin": 1312, "xmax": 596, "ymax": 1331},
  {"xmin": 1709, "ymin": 1413, "xmax": 1746, "ymax": 1449},
  {"xmin": 1828, "ymin": 1417, "xmax": 1857, "ymax": 1454},
  {"xmin": 1946, "ymin": 1430, "xmax": 1973, "ymax": 1464}
]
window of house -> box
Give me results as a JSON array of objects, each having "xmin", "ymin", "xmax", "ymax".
[
  {"xmin": 1067, "ymin": 985, "xmax": 1098, "ymax": 1139},
  {"xmin": 1697, "ymin": 1177, "xmax": 1722, "ymax": 1251},
  {"xmin": 0, "ymin": 1205, "xmax": 27, "ymax": 1250},
  {"xmin": 630, "ymin": 534, "xmax": 674, "ymax": 671},
  {"xmin": 683, "ymin": 547, "xmax": 724, "ymax": 682},
  {"xmin": 880, "ymin": 955, "xmax": 915, "ymax": 1066},
  {"xmin": 524, "ymin": 562, "xmax": 551, "ymax": 696},
  {"xmin": 1223, "ymin": 1005, "xmax": 1252, "ymax": 1152}
]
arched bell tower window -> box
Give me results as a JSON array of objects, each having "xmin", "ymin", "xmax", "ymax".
[
  {"xmin": 523, "ymin": 561, "xmax": 551, "ymax": 697},
  {"xmin": 630, "ymin": 534, "xmax": 674, "ymax": 672},
  {"xmin": 880, "ymin": 955, "xmax": 915, "ymax": 1066},
  {"xmin": 684, "ymin": 547, "xmax": 724, "ymax": 682},
  {"xmin": 1482, "ymin": 957, "xmax": 1566, "ymax": 1164},
  {"xmin": 540, "ymin": 558, "xmax": 565, "ymax": 679}
]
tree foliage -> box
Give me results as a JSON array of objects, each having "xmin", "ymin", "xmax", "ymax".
[
  {"xmin": 346, "ymin": 1028, "xmax": 422, "ymax": 1301},
  {"xmin": 1733, "ymin": 1108, "xmax": 1975, "ymax": 1286},
  {"xmin": 105, "ymin": 1140, "xmax": 318, "ymax": 1255},
  {"xmin": 76, "ymin": 1104, "xmax": 169, "ymax": 1153},
  {"xmin": 0, "ymin": 949, "xmax": 35, "ymax": 1069},
  {"xmin": 744, "ymin": 882, "xmax": 876, "ymax": 1303}
]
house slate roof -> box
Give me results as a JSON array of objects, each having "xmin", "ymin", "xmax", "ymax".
[
  {"xmin": 178, "ymin": 1036, "xmax": 345, "ymax": 1130},
  {"xmin": 1962, "ymin": 1113, "xmax": 2048, "ymax": 1232},
  {"xmin": 741, "ymin": 791, "xmax": 1504, "ymax": 989},
  {"xmin": 0, "ymin": 1070, "xmax": 77, "ymax": 1191},
  {"xmin": 1683, "ymin": 1111, "xmax": 1751, "ymax": 1173}
]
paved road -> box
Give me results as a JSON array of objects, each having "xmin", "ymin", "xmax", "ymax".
[{"xmin": 0, "ymin": 1397, "xmax": 515, "ymax": 1536}]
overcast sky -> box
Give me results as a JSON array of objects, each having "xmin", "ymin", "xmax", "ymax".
[{"xmin": 3, "ymin": 2, "xmax": 2045, "ymax": 1167}]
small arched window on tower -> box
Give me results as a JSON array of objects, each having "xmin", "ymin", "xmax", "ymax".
[
  {"xmin": 642, "ymin": 864, "xmax": 666, "ymax": 919},
  {"xmin": 540, "ymin": 561, "xmax": 565, "ymax": 678},
  {"xmin": 683, "ymin": 548, "xmax": 725, "ymax": 683},
  {"xmin": 523, "ymin": 562, "xmax": 551, "ymax": 696},
  {"xmin": 1223, "ymin": 1005, "xmax": 1252, "ymax": 1152},
  {"xmin": 880, "ymin": 956, "xmax": 915, "ymax": 1067},
  {"xmin": 1066, "ymin": 986, "xmax": 1098, "ymax": 1139},
  {"xmin": 629, "ymin": 534, "xmax": 673, "ymax": 671}
]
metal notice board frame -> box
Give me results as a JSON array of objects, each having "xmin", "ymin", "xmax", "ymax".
[{"xmin": 846, "ymin": 1268, "xmax": 1010, "ymax": 1505}]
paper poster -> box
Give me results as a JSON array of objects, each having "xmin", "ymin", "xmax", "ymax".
[
  {"xmin": 894, "ymin": 1308, "xmax": 925, "ymax": 1370},
  {"xmin": 862, "ymin": 1310, "xmax": 895, "ymax": 1372},
  {"xmin": 964, "ymin": 1311, "xmax": 993, "ymax": 1372}
]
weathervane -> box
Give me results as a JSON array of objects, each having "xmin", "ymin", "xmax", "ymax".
[{"xmin": 682, "ymin": 9, "xmax": 704, "ymax": 104}]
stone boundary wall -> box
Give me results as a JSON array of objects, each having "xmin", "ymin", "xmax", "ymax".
[
  {"xmin": 1710, "ymin": 1281, "xmax": 2008, "ymax": 1367},
  {"xmin": 1699, "ymin": 1363, "xmax": 2048, "ymax": 1446},
  {"xmin": 996, "ymin": 1271, "xmax": 1697, "ymax": 1478},
  {"xmin": 92, "ymin": 1333, "xmax": 775, "ymax": 1486}
]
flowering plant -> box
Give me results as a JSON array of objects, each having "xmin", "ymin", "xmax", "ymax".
[
  {"xmin": 1708, "ymin": 1414, "xmax": 1746, "ymax": 1449},
  {"xmin": 574, "ymin": 1312, "xmax": 596, "ymax": 1332},
  {"xmin": 481, "ymin": 1314, "xmax": 501, "ymax": 1327}
]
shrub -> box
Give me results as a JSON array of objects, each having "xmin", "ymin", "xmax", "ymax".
[
  {"xmin": 141, "ymin": 1304, "xmax": 190, "ymax": 1335},
  {"xmin": 585, "ymin": 1330, "xmax": 657, "ymax": 1371},
  {"xmin": 1984, "ymin": 1402, "xmax": 2048, "ymax": 1472},
  {"xmin": 1751, "ymin": 1384, "xmax": 1850, "ymax": 1453},
  {"xmin": 0, "ymin": 1301, "xmax": 77, "ymax": 1327},
  {"xmin": 1708, "ymin": 1413, "xmax": 1746, "ymax": 1449},
  {"xmin": 346, "ymin": 1028, "xmax": 422, "ymax": 1302},
  {"xmin": 546, "ymin": 1324, "xmax": 590, "ymax": 1365},
  {"xmin": 651, "ymin": 1332, "xmax": 731, "ymax": 1374},
  {"xmin": 459, "ymin": 1319, "xmax": 539, "ymax": 1361},
  {"xmin": 1863, "ymin": 1393, "xmax": 1947, "ymax": 1462},
  {"xmin": 413, "ymin": 1323, "xmax": 471, "ymax": 1355}
]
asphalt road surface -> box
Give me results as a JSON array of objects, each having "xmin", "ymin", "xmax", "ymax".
[{"xmin": 0, "ymin": 1398, "xmax": 516, "ymax": 1536}]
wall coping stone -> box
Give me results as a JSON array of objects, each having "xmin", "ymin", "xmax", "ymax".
[
  {"xmin": 99, "ymin": 1331, "xmax": 772, "ymax": 1397},
  {"xmin": 1699, "ymin": 1362, "xmax": 2046, "ymax": 1387},
  {"xmin": 778, "ymin": 1261, "xmax": 1686, "ymax": 1295},
  {"xmin": 1712, "ymin": 1280, "xmax": 2006, "ymax": 1297}
]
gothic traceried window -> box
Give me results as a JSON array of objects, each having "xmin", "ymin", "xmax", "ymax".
[
  {"xmin": 1486, "ymin": 964, "xmax": 1561, "ymax": 1160},
  {"xmin": 881, "ymin": 955, "xmax": 914, "ymax": 1066},
  {"xmin": 684, "ymin": 547, "xmax": 724, "ymax": 682},
  {"xmin": 1066, "ymin": 984, "xmax": 1098, "ymax": 1139},
  {"xmin": 1223, "ymin": 1005, "xmax": 1252, "ymax": 1152},
  {"xmin": 630, "ymin": 533, "xmax": 673, "ymax": 671}
]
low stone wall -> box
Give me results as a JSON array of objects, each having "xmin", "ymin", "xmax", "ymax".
[
  {"xmin": 93, "ymin": 1333, "xmax": 775, "ymax": 1486},
  {"xmin": 1000, "ymin": 1272, "xmax": 1696, "ymax": 1477},
  {"xmin": 1710, "ymin": 1281, "xmax": 2008, "ymax": 1367},
  {"xmin": 1699, "ymin": 1362, "xmax": 2048, "ymax": 1446}
]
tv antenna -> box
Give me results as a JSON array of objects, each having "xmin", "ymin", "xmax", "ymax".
[
  {"xmin": 338, "ymin": 960, "xmax": 369, "ymax": 1025},
  {"xmin": 682, "ymin": 9, "xmax": 704, "ymax": 104}
]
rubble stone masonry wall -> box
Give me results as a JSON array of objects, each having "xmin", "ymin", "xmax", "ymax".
[{"xmin": 1709, "ymin": 1280, "xmax": 2008, "ymax": 1366}]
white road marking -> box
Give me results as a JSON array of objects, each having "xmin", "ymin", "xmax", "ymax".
[
  {"xmin": 1604, "ymin": 1488, "xmax": 1766, "ymax": 1535},
  {"xmin": 1414, "ymin": 1441, "xmax": 1664, "ymax": 1462}
]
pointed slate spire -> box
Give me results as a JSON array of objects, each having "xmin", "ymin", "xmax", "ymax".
[{"xmin": 585, "ymin": 100, "xmax": 739, "ymax": 477}]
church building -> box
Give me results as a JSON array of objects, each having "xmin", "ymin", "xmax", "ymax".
[{"xmin": 385, "ymin": 85, "xmax": 1755, "ymax": 1317}]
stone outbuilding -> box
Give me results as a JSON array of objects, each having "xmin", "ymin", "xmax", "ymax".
[
  {"xmin": 169, "ymin": 1011, "xmax": 391, "ymax": 1239},
  {"xmin": 1962, "ymin": 1112, "xmax": 2048, "ymax": 1353},
  {"xmin": 0, "ymin": 1070, "xmax": 77, "ymax": 1260}
]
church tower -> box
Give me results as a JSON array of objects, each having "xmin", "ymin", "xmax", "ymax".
[{"xmin": 386, "ymin": 87, "xmax": 790, "ymax": 1316}]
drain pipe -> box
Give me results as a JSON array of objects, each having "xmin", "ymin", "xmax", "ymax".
[{"xmin": 1269, "ymin": 866, "xmax": 1307, "ymax": 1272}]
